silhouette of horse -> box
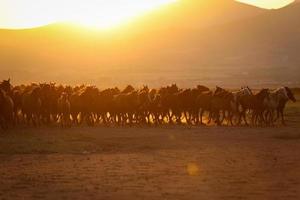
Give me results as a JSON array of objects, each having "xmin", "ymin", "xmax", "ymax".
[
  {"xmin": 39, "ymin": 83, "xmax": 60, "ymax": 124},
  {"xmin": 232, "ymin": 87, "xmax": 253, "ymax": 125},
  {"xmin": 137, "ymin": 86, "xmax": 152, "ymax": 125},
  {"xmin": 0, "ymin": 89, "xmax": 14, "ymax": 129},
  {"xmin": 0, "ymin": 79, "xmax": 13, "ymax": 95},
  {"xmin": 159, "ymin": 84, "xmax": 180, "ymax": 124},
  {"xmin": 57, "ymin": 92, "xmax": 71, "ymax": 128},
  {"xmin": 196, "ymin": 90, "xmax": 213, "ymax": 125},
  {"xmin": 0, "ymin": 79, "xmax": 297, "ymax": 128},
  {"xmin": 209, "ymin": 87, "xmax": 235, "ymax": 125},
  {"xmin": 238, "ymin": 88, "xmax": 269, "ymax": 126},
  {"xmin": 22, "ymin": 87, "xmax": 42, "ymax": 127}
]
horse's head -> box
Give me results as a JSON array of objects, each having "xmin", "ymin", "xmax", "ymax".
[
  {"xmin": 284, "ymin": 87, "xmax": 296, "ymax": 102},
  {"xmin": 0, "ymin": 78, "xmax": 13, "ymax": 94},
  {"xmin": 32, "ymin": 87, "xmax": 42, "ymax": 98},
  {"xmin": 246, "ymin": 86, "xmax": 253, "ymax": 95},
  {"xmin": 215, "ymin": 86, "xmax": 221, "ymax": 94},
  {"xmin": 197, "ymin": 85, "xmax": 210, "ymax": 93},
  {"xmin": 215, "ymin": 86, "xmax": 226, "ymax": 95},
  {"xmin": 122, "ymin": 85, "xmax": 135, "ymax": 94},
  {"xmin": 169, "ymin": 84, "xmax": 179, "ymax": 94}
]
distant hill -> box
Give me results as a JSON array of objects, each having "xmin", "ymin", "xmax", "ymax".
[{"xmin": 0, "ymin": 0, "xmax": 299, "ymax": 87}]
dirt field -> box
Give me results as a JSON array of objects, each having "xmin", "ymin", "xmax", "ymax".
[{"xmin": 1, "ymin": 101, "xmax": 300, "ymax": 200}]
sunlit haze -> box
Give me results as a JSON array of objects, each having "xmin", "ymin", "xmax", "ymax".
[
  {"xmin": 0, "ymin": 0, "xmax": 176, "ymax": 29},
  {"xmin": 0, "ymin": 0, "xmax": 296, "ymax": 29}
]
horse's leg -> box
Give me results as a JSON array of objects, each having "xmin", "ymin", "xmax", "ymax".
[
  {"xmin": 213, "ymin": 110, "xmax": 220, "ymax": 126},
  {"xmin": 219, "ymin": 110, "xmax": 226, "ymax": 124},
  {"xmin": 183, "ymin": 111, "xmax": 187, "ymax": 124},
  {"xmin": 264, "ymin": 110, "xmax": 269, "ymax": 126},
  {"xmin": 242, "ymin": 109, "xmax": 248, "ymax": 126},
  {"xmin": 280, "ymin": 110, "xmax": 286, "ymax": 126},
  {"xmin": 229, "ymin": 112, "xmax": 235, "ymax": 126},
  {"xmin": 268, "ymin": 110, "xmax": 273, "ymax": 126},
  {"xmin": 199, "ymin": 109, "xmax": 203, "ymax": 125},
  {"xmin": 274, "ymin": 109, "xmax": 280, "ymax": 122},
  {"xmin": 207, "ymin": 110, "xmax": 213, "ymax": 124},
  {"xmin": 58, "ymin": 114, "xmax": 63, "ymax": 128},
  {"xmin": 252, "ymin": 110, "xmax": 259, "ymax": 126}
]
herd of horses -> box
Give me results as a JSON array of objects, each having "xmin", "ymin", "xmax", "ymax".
[{"xmin": 0, "ymin": 79, "xmax": 297, "ymax": 129}]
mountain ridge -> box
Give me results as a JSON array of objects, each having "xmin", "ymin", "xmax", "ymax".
[{"xmin": 0, "ymin": 0, "xmax": 299, "ymax": 87}]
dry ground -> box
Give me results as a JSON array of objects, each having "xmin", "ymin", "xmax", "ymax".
[{"xmin": 0, "ymin": 100, "xmax": 300, "ymax": 200}]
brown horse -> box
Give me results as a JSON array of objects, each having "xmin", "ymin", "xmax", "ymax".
[
  {"xmin": 159, "ymin": 84, "xmax": 180, "ymax": 124},
  {"xmin": 196, "ymin": 90, "xmax": 213, "ymax": 125},
  {"xmin": 0, "ymin": 89, "xmax": 14, "ymax": 129},
  {"xmin": 22, "ymin": 87, "xmax": 42, "ymax": 127},
  {"xmin": 57, "ymin": 92, "xmax": 71, "ymax": 128},
  {"xmin": 275, "ymin": 87, "xmax": 296, "ymax": 125},
  {"xmin": 0, "ymin": 79, "xmax": 13, "ymax": 95},
  {"xmin": 39, "ymin": 83, "xmax": 60, "ymax": 124},
  {"xmin": 263, "ymin": 87, "xmax": 296, "ymax": 125},
  {"xmin": 238, "ymin": 88, "xmax": 269, "ymax": 126},
  {"xmin": 210, "ymin": 87, "xmax": 236, "ymax": 125}
]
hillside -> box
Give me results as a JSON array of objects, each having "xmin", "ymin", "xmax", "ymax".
[{"xmin": 0, "ymin": 0, "xmax": 299, "ymax": 87}]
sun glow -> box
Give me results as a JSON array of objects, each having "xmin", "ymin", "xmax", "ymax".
[
  {"xmin": 0, "ymin": 0, "xmax": 176, "ymax": 29},
  {"xmin": 70, "ymin": 0, "xmax": 177, "ymax": 29},
  {"xmin": 238, "ymin": 0, "xmax": 295, "ymax": 9}
]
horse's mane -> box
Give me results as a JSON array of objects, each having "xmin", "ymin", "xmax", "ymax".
[
  {"xmin": 284, "ymin": 86, "xmax": 296, "ymax": 102},
  {"xmin": 284, "ymin": 87, "xmax": 293, "ymax": 96}
]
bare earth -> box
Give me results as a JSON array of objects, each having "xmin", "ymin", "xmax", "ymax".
[
  {"xmin": 0, "ymin": 123, "xmax": 299, "ymax": 200},
  {"xmin": 1, "ymin": 99, "xmax": 300, "ymax": 200}
]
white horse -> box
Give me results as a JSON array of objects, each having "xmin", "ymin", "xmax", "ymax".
[
  {"xmin": 230, "ymin": 87, "xmax": 253, "ymax": 125},
  {"xmin": 264, "ymin": 87, "xmax": 296, "ymax": 125}
]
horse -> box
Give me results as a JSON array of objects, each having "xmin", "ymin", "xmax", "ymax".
[
  {"xmin": 147, "ymin": 89, "xmax": 165, "ymax": 125},
  {"xmin": 136, "ymin": 86, "xmax": 152, "ymax": 125},
  {"xmin": 113, "ymin": 90, "xmax": 139, "ymax": 126},
  {"xmin": 0, "ymin": 79, "xmax": 13, "ymax": 95},
  {"xmin": 21, "ymin": 87, "xmax": 42, "ymax": 127},
  {"xmin": 264, "ymin": 87, "xmax": 296, "ymax": 126},
  {"xmin": 0, "ymin": 89, "xmax": 14, "ymax": 130},
  {"xmin": 211, "ymin": 86, "xmax": 251, "ymax": 126},
  {"xmin": 238, "ymin": 88, "xmax": 269, "ymax": 126},
  {"xmin": 39, "ymin": 83, "xmax": 60, "ymax": 124},
  {"xmin": 57, "ymin": 92, "xmax": 71, "ymax": 128},
  {"xmin": 209, "ymin": 87, "xmax": 235, "ymax": 125},
  {"xmin": 96, "ymin": 87, "xmax": 120, "ymax": 125},
  {"xmin": 81, "ymin": 86, "xmax": 99, "ymax": 126},
  {"xmin": 275, "ymin": 87, "xmax": 296, "ymax": 125},
  {"xmin": 158, "ymin": 84, "xmax": 180, "ymax": 124},
  {"xmin": 232, "ymin": 86, "xmax": 253, "ymax": 125},
  {"xmin": 11, "ymin": 87, "xmax": 23, "ymax": 125},
  {"xmin": 196, "ymin": 90, "xmax": 213, "ymax": 125}
]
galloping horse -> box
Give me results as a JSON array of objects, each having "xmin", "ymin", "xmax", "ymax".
[
  {"xmin": 0, "ymin": 79, "xmax": 13, "ymax": 95},
  {"xmin": 209, "ymin": 87, "xmax": 235, "ymax": 125},
  {"xmin": 0, "ymin": 89, "xmax": 14, "ymax": 129},
  {"xmin": 57, "ymin": 92, "xmax": 71, "ymax": 128},
  {"xmin": 239, "ymin": 88, "xmax": 269, "ymax": 126},
  {"xmin": 264, "ymin": 87, "xmax": 296, "ymax": 125},
  {"xmin": 276, "ymin": 87, "xmax": 296, "ymax": 125},
  {"xmin": 211, "ymin": 86, "xmax": 252, "ymax": 125}
]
